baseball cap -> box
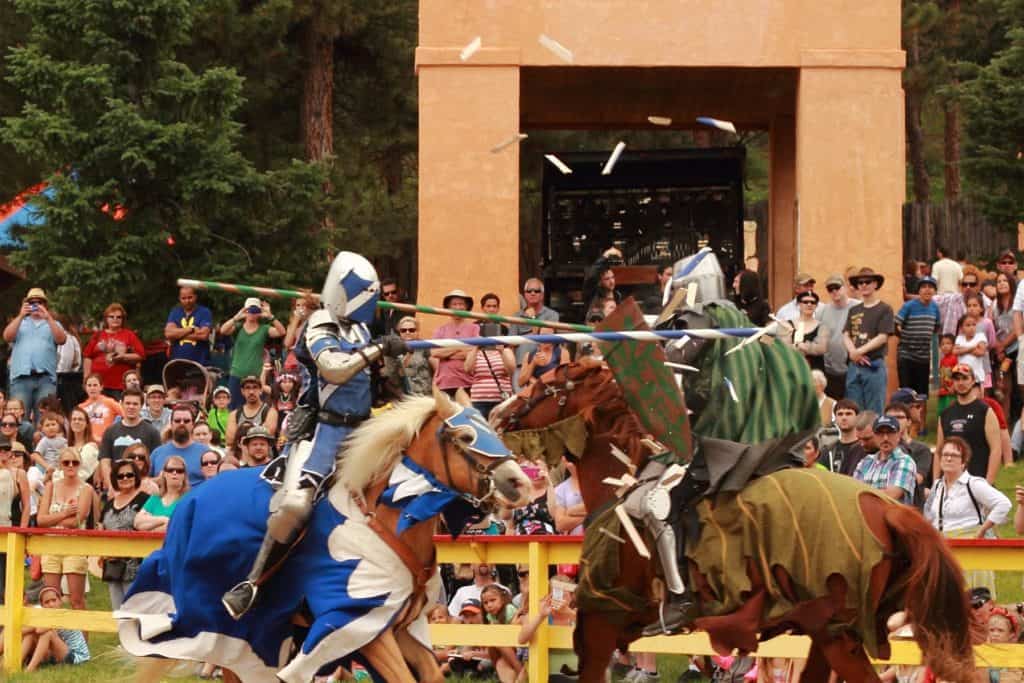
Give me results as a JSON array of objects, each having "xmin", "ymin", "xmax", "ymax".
[
  {"xmin": 0, "ymin": 436, "xmax": 12, "ymax": 450},
  {"xmin": 241, "ymin": 375, "xmax": 261, "ymax": 387},
  {"xmin": 145, "ymin": 384, "xmax": 166, "ymax": 397},
  {"xmin": 824, "ymin": 274, "xmax": 845, "ymax": 288},
  {"xmin": 459, "ymin": 598, "xmax": 482, "ymax": 615},
  {"xmin": 890, "ymin": 388, "xmax": 926, "ymax": 405},
  {"xmin": 998, "ymin": 250, "xmax": 1016, "ymax": 264},
  {"xmin": 916, "ymin": 276, "xmax": 937, "ymax": 292},
  {"xmin": 873, "ymin": 415, "xmax": 900, "ymax": 433},
  {"xmin": 951, "ymin": 363, "xmax": 975, "ymax": 379},
  {"xmin": 241, "ymin": 425, "xmax": 274, "ymax": 444},
  {"xmin": 244, "ymin": 297, "xmax": 261, "ymax": 311},
  {"xmin": 212, "ymin": 385, "xmax": 231, "ymax": 398},
  {"xmin": 794, "ymin": 272, "xmax": 815, "ymax": 286}
]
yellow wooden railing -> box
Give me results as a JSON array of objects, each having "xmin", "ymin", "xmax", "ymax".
[{"xmin": 3, "ymin": 530, "xmax": 1024, "ymax": 679}]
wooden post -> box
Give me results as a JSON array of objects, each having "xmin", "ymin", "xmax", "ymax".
[
  {"xmin": 3, "ymin": 530, "xmax": 26, "ymax": 673},
  {"xmin": 527, "ymin": 540, "xmax": 550, "ymax": 682}
]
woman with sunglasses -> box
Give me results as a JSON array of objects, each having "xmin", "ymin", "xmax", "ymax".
[
  {"xmin": 134, "ymin": 455, "xmax": 190, "ymax": 532},
  {"xmin": 37, "ymin": 447, "xmax": 98, "ymax": 610},
  {"xmin": 98, "ymin": 458, "xmax": 148, "ymax": 608},
  {"xmin": 199, "ymin": 450, "xmax": 222, "ymax": 481},
  {"xmin": 122, "ymin": 443, "xmax": 160, "ymax": 495},
  {"xmin": 82, "ymin": 303, "xmax": 145, "ymax": 399},
  {"xmin": 783, "ymin": 290, "xmax": 829, "ymax": 373}
]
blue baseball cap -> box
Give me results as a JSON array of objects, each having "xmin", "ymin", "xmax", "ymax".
[
  {"xmin": 890, "ymin": 387, "xmax": 926, "ymax": 405},
  {"xmin": 916, "ymin": 276, "xmax": 938, "ymax": 292},
  {"xmin": 873, "ymin": 415, "xmax": 900, "ymax": 433}
]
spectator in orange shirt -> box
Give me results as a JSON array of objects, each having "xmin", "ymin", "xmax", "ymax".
[{"xmin": 78, "ymin": 374, "xmax": 122, "ymax": 442}]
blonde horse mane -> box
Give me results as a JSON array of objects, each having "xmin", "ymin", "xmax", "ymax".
[{"xmin": 335, "ymin": 396, "xmax": 439, "ymax": 493}]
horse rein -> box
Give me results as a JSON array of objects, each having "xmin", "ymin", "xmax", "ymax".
[
  {"xmin": 504, "ymin": 365, "xmax": 580, "ymax": 426},
  {"xmin": 436, "ymin": 422, "xmax": 507, "ymax": 512}
]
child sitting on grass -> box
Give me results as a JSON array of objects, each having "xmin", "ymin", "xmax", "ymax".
[{"xmin": 20, "ymin": 586, "xmax": 90, "ymax": 672}]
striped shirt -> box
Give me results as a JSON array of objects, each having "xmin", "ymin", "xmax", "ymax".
[
  {"xmin": 895, "ymin": 299, "xmax": 941, "ymax": 364},
  {"xmin": 58, "ymin": 628, "xmax": 90, "ymax": 663},
  {"xmin": 853, "ymin": 447, "xmax": 917, "ymax": 505},
  {"xmin": 469, "ymin": 349, "xmax": 512, "ymax": 403}
]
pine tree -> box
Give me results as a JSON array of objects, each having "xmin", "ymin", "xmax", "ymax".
[{"xmin": 0, "ymin": 0, "xmax": 329, "ymax": 335}]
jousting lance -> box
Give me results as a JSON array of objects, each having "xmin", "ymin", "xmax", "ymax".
[{"xmin": 404, "ymin": 327, "xmax": 764, "ymax": 350}]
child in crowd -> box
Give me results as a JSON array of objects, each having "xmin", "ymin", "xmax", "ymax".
[
  {"xmin": 518, "ymin": 574, "xmax": 579, "ymax": 682},
  {"xmin": 937, "ymin": 334, "xmax": 958, "ymax": 414},
  {"xmin": 20, "ymin": 586, "xmax": 90, "ymax": 672},
  {"xmin": 448, "ymin": 598, "xmax": 492, "ymax": 678},
  {"xmin": 30, "ymin": 412, "xmax": 67, "ymax": 473},
  {"xmin": 987, "ymin": 608, "xmax": 1023, "ymax": 682},
  {"xmin": 481, "ymin": 583, "xmax": 523, "ymax": 682},
  {"xmin": 427, "ymin": 604, "xmax": 454, "ymax": 676},
  {"xmin": 206, "ymin": 386, "xmax": 232, "ymax": 446},
  {"xmin": 954, "ymin": 315, "xmax": 988, "ymax": 387}
]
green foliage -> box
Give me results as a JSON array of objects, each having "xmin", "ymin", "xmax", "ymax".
[
  {"xmin": 0, "ymin": 0, "xmax": 329, "ymax": 336},
  {"xmin": 962, "ymin": 19, "xmax": 1024, "ymax": 228}
]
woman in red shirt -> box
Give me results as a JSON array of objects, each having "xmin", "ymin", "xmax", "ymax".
[{"xmin": 83, "ymin": 303, "xmax": 144, "ymax": 399}]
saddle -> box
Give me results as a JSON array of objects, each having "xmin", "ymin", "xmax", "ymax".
[{"xmin": 671, "ymin": 431, "xmax": 812, "ymax": 547}]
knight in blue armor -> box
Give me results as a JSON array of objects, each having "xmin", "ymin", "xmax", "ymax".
[{"xmin": 222, "ymin": 251, "xmax": 407, "ymax": 619}]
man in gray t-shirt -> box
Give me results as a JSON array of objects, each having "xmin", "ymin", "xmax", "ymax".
[
  {"xmin": 509, "ymin": 278, "xmax": 559, "ymax": 390},
  {"xmin": 843, "ymin": 268, "xmax": 895, "ymax": 414},
  {"xmin": 816, "ymin": 273, "xmax": 860, "ymax": 399}
]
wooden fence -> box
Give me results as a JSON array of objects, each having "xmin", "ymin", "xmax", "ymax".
[{"xmin": 902, "ymin": 200, "xmax": 1012, "ymax": 263}]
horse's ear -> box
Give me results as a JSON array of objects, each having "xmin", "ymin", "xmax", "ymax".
[
  {"xmin": 432, "ymin": 385, "xmax": 459, "ymax": 419},
  {"xmin": 453, "ymin": 388, "xmax": 473, "ymax": 408}
]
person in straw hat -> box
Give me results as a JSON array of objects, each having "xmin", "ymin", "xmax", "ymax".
[
  {"xmin": 843, "ymin": 267, "xmax": 895, "ymax": 414},
  {"xmin": 431, "ymin": 289, "xmax": 479, "ymax": 397},
  {"xmin": 2, "ymin": 287, "xmax": 67, "ymax": 422}
]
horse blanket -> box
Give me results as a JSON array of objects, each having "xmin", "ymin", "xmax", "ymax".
[{"xmin": 116, "ymin": 462, "xmax": 451, "ymax": 683}]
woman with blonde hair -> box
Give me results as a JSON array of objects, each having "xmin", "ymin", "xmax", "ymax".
[
  {"xmin": 37, "ymin": 447, "xmax": 99, "ymax": 610},
  {"xmin": 134, "ymin": 454, "xmax": 190, "ymax": 532}
]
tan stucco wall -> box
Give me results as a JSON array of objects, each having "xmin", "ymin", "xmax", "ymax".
[{"xmin": 416, "ymin": 0, "xmax": 905, "ymax": 331}]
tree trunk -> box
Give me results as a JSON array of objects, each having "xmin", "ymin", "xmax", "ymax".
[
  {"xmin": 944, "ymin": 0, "xmax": 962, "ymax": 201},
  {"xmin": 300, "ymin": 19, "xmax": 334, "ymax": 163},
  {"xmin": 905, "ymin": 30, "xmax": 931, "ymax": 203}
]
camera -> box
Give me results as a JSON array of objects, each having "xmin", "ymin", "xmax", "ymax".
[
  {"xmin": 29, "ymin": 304, "xmax": 38, "ymax": 312},
  {"xmin": 246, "ymin": 306, "xmax": 261, "ymax": 314},
  {"xmin": 480, "ymin": 323, "xmax": 503, "ymax": 338}
]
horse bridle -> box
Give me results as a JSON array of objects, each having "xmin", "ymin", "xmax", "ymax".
[
  {"xmin": 435, "ymin": 417, "xmax": 510, "ymax": 512},
  {"xmin": 504, "ymin": 365, "xmax": 580, "ymax": 426}
]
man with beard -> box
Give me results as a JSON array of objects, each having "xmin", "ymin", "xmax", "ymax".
[
  {"xmin": 239, "ymin": 425, "xmax": 275, "ymax": 468},
  {"xmin": 150, "ymin": 406, "xmax": 208, "ymax": 486},
  {"xmin": 935, "ymin": 364, "xmax": 1001, "ymax": 483},
  {"xmin": 820, "ymin": 399, "xmax": 864, "ymax": 475}
]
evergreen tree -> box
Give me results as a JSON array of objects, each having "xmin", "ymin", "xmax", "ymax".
[{"xmin": 0, "ymin": 0, "xmax": 328, "ymax": 336}]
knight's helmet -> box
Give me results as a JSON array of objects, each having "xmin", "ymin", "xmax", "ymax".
[
  {"xmin": 665, "ymin": 249, "xmax": 727, "ymax": 308},
  {"xmin": 320, "ymin": 251, "xmax": 380, "ymax": 324}
]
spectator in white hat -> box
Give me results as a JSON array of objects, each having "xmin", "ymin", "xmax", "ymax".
[{"xmin": 218, "ymin": 297, "xmax": 286, "ymax": 409}]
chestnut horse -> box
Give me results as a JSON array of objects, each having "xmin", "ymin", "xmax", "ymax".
[{"xmin": 494, "ymin": 362, "xmax": 975, "ymax": 683}]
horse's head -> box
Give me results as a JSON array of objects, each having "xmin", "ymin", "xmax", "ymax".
[{"xmin": 428, "ymin": 387, "xmax": 531, "ymax": 510}]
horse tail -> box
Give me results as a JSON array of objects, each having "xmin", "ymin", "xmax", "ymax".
[{"xmin": 884, "ymin": 504, "xmax": 975, "ymax": 682}]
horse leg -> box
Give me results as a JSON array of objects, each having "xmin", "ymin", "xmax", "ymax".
[
  {"xmin": 359, "ymin": 629, "xmax": 418, "ymax": 683},
  {"xmin": 801, "ymin": 639, "xmax": 833, "ymax": 683},
  {"xmin": 817, "ymin": 632, "xmax": 881, "ymax": 683},
  {"xmin": 575, "ymin": 611, "xmax": 621, "ymax": 683},
  {"xmin": 394, "ymin": 628, "xmax": 444, "ymax": 683},
  {"xmin": 134, "ymin": 658, "xmax": 178, "ymax": 683}
]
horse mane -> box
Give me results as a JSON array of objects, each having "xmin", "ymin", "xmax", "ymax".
[{"xmin": 336, "ymin": 396, "xmax": 438, "ymax": 493}]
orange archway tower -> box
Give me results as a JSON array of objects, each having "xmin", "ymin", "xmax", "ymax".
[{"xmin": 416, "ymin": 1, "xmax": 906, "ymax": 316}]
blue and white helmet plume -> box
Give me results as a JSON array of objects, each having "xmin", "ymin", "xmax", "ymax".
[{"xmin": 321, "ymin": 251, "xmax": 380, "ymax": 324}]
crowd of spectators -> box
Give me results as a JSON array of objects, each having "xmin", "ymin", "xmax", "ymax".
[{"xmin": 3, "ymin": 245, "xmax": 1024, "ymax": 678}]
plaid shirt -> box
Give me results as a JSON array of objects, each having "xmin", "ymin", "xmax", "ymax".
[{"xmin": 853, "ymin": 447, "xmax": 917, "ymax": 504}]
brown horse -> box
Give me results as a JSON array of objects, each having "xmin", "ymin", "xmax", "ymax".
[{"xmin": 494, "ymin": 362, "xmax": 976, "ymax": 683}]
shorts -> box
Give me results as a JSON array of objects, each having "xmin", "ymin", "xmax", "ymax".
[{"xmin": 41, "ymin": 554, "xmax": 88, "ymax": 576}]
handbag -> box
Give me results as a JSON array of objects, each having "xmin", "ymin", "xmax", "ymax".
[
  {"xmin": 481, "ymin": 349, "xmax": 511, "ymax": 400},
  {"xmin": 102, "ymin": 557, "xmax": 127, "ymax": 582}
]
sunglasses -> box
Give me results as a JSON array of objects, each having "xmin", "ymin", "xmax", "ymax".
[
  {"xmin": 116, "ymin": 472, "xmax": 136, "ymax": 480},
  {"xmin": 61, "ymin": 460, "xmax": 80, "ymax": 467},
  {"xmin": 826, "ymin": 284, "xmax": 841, "ymax": 292},
  {"xmin": 129, "ymin": 453, "xmax": 147, "ymax": 461},
  {"xmin": 398, "ymin": 327, "xmax": 417, "ymax": 333},
  {"xmin": 799, "ymin": 299, "xmax": 816, "ymax": 305},
  {"xmin": 524, "ymin": 288, "xmax": 543, "ymax": 294},
  {"xmin": 517, "ymin": 570, "xmax": 529, "ymax": 578},
  {"xmin": 382, "ymin": 290, "xmax": 399, "ymax": 297},
  {"xmin": 164, "ymin": 467, "xmax": 185, "ymax": 474},
  {"xmin": 961, "ymin": 281, "xmax": 978, "ymax": 287},
  {"xmin": 172, "ymin": 418, "xmax": 193, "ymax": 424},
  {"xmin": 1, "ymin": 422, "xmax": 16, "ymax": 427},
  {"xmin": 201, "ymin": 459, "xmax": 219, "ymax": 466}
]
